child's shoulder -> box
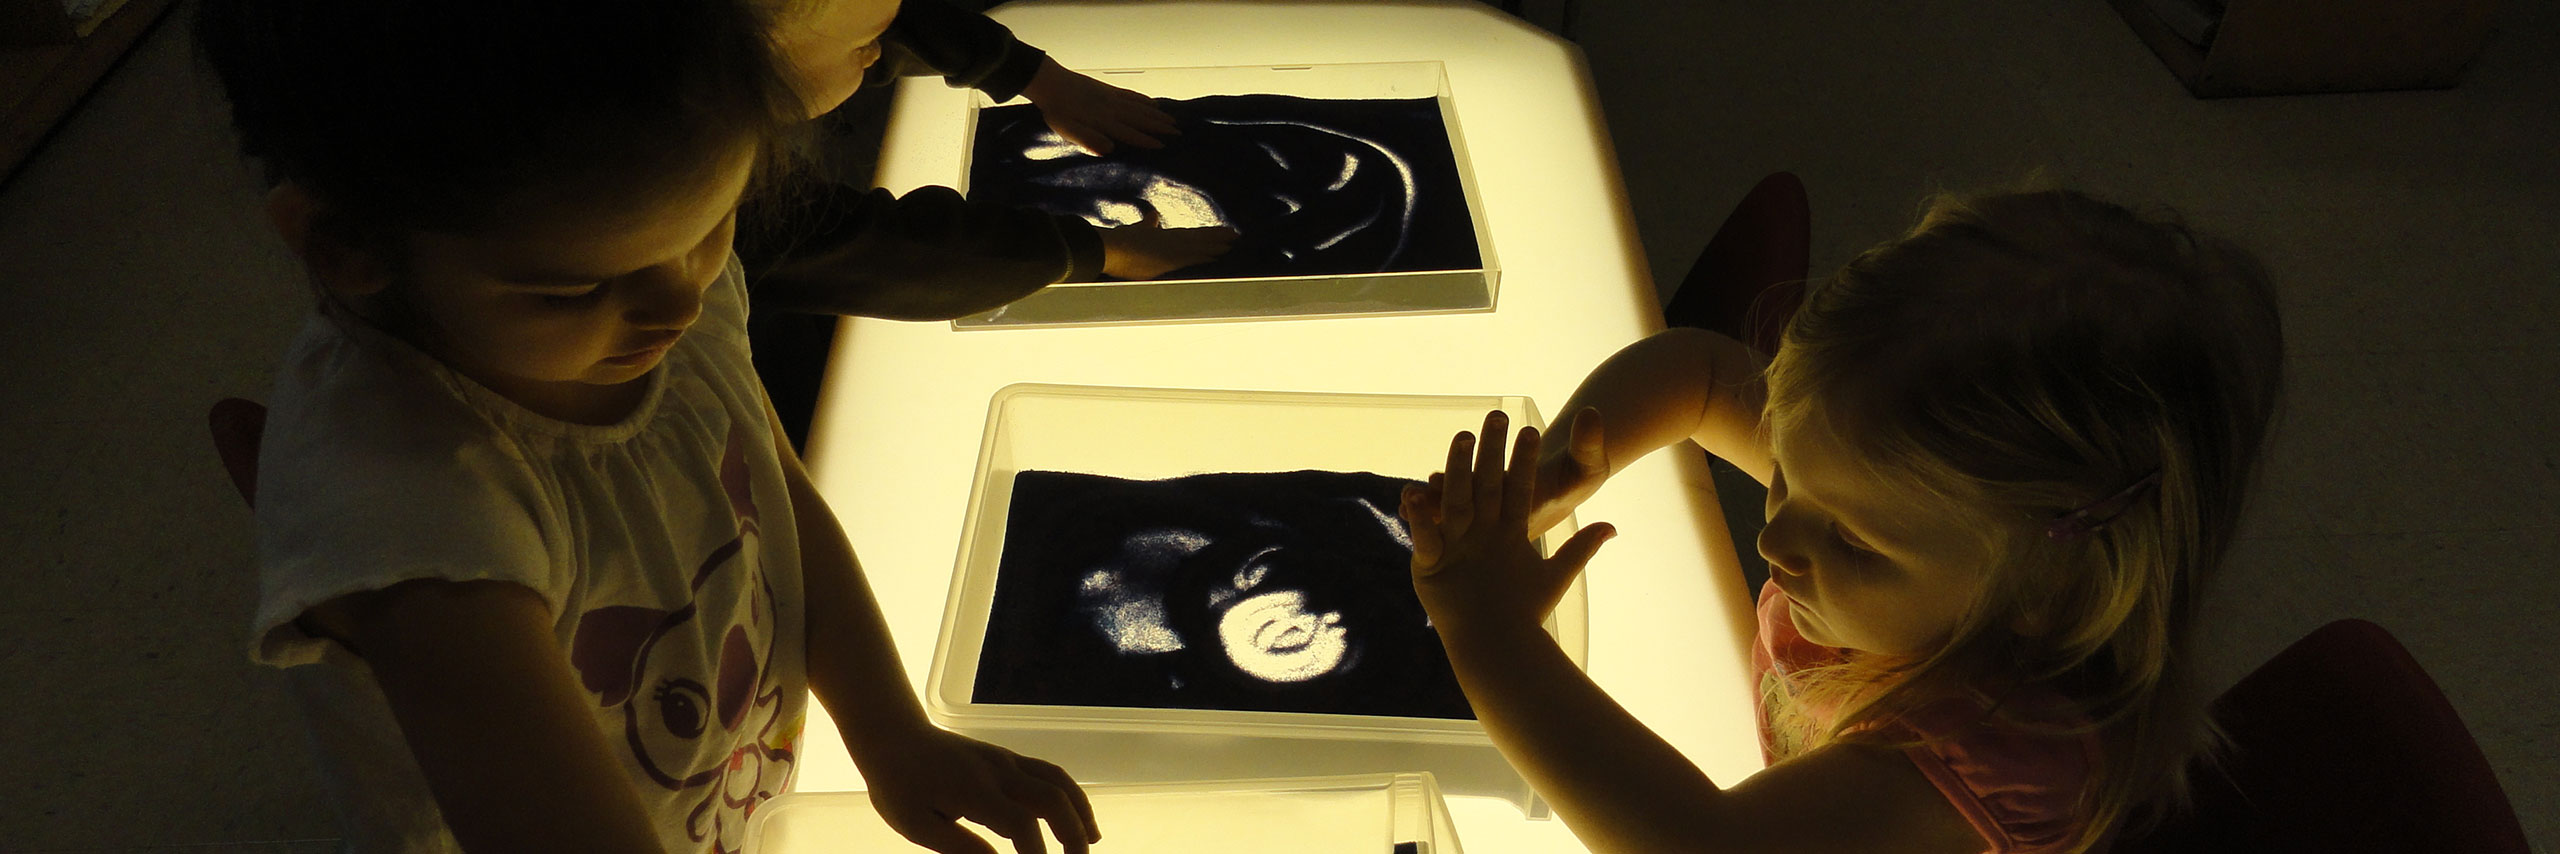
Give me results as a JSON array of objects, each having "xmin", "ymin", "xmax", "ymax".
[
  {"xmin": 1878, "ymin": 688, "xmax": 2103, "ymax": 854},
  {"xmin": 269, "ymin": 314, "xmax": 501, "ymax": 452},
  {"xmin": 258, "ymin": 314, "xmax": 548, "ymax": 515}
]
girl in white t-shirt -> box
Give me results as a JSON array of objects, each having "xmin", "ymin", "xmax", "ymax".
[{"xmin": 199, "ymin": 1, "xmax": 1098, "ymax": 851}]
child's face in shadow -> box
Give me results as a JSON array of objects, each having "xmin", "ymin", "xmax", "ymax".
[
  {"xmin": 1758, "ymin": 414, "xmax": 1994, "ymax": 657},
  {"xmin": 284, "ymin": 143, "xmax": 758, "ymax": 420},
  {"xmin": 770, "ymin": 0, "xmax": 900, "ymax": 118}
]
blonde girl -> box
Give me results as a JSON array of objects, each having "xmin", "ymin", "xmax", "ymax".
[{"xmin": 1400, "ymin": 188, "xmax": 2283, "ymax": 853}]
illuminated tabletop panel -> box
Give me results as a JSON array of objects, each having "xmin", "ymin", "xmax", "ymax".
[{"xmin": 795, "ymin": 2, "xmax": 1762, "ymax": 850}]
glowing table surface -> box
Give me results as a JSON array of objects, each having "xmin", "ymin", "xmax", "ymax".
[{"xmin": 793, "ymin": 2, "xmax": 1763, "ymax": 851}]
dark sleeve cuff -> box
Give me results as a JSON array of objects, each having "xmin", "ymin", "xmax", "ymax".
[
  {"xmin": 736, "ymin": 183, "xmax": 1080, "ymax": 320},
  {"xmin": 974, "ymin": 43, "xmax": 1047, "ymax": 103},
  {"xmin": 871, "ymin": 0, "xmax": 1049, "ymax": 102},
  {"xmin": 1057, "ymin": 216, "xmax": 1104, "ymax": 283}
]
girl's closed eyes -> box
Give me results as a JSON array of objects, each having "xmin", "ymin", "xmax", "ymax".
[
  {"xmin": 1765, "ymin": 462, "xmax": 1909, "ymax": 582},
  {"xmin": 1831, "ymin": 526, "xmax": 1882, "ymax": 560},
  {"xmin": 529, "ymin": 284, "xmax": 606, "ymax": 307}
]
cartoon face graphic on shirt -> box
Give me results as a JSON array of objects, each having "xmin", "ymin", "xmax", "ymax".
[{"xmin": 569, "ymin": 425, "xmax": 792, "ymax": 854}]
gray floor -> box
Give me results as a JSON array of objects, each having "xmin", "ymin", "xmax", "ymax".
[{"xmin": 2, "ymin": 2, "xmax": 2551, "ymax": 851}]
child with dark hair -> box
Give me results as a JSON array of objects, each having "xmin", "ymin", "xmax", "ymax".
[{"xmin": 201, "ymin": 1, "xmax": 1099, "ymax": 851}]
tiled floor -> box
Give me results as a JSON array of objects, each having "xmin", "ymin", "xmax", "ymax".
[{"xmin": 3, "ymin": 1, "xmax": 2551, "ymax": 851}]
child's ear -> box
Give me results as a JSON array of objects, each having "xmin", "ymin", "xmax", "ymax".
[{"xmin": 265, "ymin": 182, "xmax": 390, "ymax": 297}]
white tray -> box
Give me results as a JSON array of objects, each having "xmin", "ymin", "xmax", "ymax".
[
  {"xmin": 953, "ymin": 61, "xmax": 1499, "ymax": 329},
  {"xmin": 924, "ymin": 383, "xmax": 1584, "ymax": 817}
]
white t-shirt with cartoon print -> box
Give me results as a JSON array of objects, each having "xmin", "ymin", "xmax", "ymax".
[{"xmin": 249, "ymin": 257, "xmax": 807, "ymax": 854}]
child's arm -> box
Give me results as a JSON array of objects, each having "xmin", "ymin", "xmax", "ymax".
[
  {"xmin": 1017, "ymin": 57, "xmax": 1176, "ymax": 155},
  {"xmin": 740, "ymin": 183, "xmax": 1102, "ymax": 320},
  {"xmin": 763, "ymin": 396, "xmax": 1101, "ymax": 854},
  {"xmin": 1524, "ymin": 327, "xmax": 1773, "ymax": 533},
  {"xmin": 299, "ymin": 581, "xmax": 670, "ymax": 853},
  {"xmin": 747, "ymin": 1, "xmax": 1226, "ymax": 315},
  {"xmin": 861, "ymin": 0, "xmax": 1173, "ymax": 155},
  {"xmin": 1402, "ymin": 415, "xmax": 1982, "ymax": 854},
  {"xmin": 1097, "ymin": 216, "xmax": 1239, "ymax": 280},
  {"xmin": 738, "ymin": 186, "xmax": 1233, "ymax": 320}
]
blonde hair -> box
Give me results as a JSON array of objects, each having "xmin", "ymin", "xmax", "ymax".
[{"xmin": 1757, "ymin": 186, "xmax": 2284, "ymax": 851}]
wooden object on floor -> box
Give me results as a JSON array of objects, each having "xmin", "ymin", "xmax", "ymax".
[
  {"xmin": 1, "ymin": 0, "xmax": 172, "ymax": 186},
  {"xmin": 2108, "ymin": 0, "xmax": 2501, "ymax": 98}
]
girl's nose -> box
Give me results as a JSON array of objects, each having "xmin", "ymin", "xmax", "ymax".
[
  {"xmin": 1757, "ymin": 519, "xmax": 1810, "ymax": 578},
  {"xmin": 625, "ymin": 268, "xmax": 708, "ymax": 331}
]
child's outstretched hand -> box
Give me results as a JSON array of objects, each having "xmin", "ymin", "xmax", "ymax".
[
  {"xmin": 1527, "ymin": 406, "xmax": 1611, "ymax": 535},
  {"xmin": 861, "ymin": 726, "xmax": 1099, "ymax": 854},
  {"xmin": 1099, "ymin": 214, "xmax": 1239, "ymax": 280},
  {"xmin": 1020, "ymin": 57, "xmax": 1178, "ymax": 155},
  {"xmin": 1401, "ymin": 410, "xmax": 1616, "ymax": 638}
]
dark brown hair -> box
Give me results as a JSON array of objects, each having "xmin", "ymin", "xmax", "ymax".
[{"xmin": 197, "ymin": 0, "xmax": 809, "ymax": 241}]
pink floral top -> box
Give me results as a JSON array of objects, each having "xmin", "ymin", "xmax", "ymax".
[{"xmin": 1751, "ymin": 581, "xmax": 2107, "ymax": 853}]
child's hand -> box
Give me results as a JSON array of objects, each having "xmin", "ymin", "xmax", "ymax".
[
  {"xmin": 1020, "ymin": 57, "xmax": 1178, "ymax": 155},
  {"xmin": 1527, "ymin": 406, "xmax": 1610, "ymax": 535},
  {"xmin": 1400, "ymin": 410, "xmax": 1616, "ymax": 640},
  {"xmin": 1099, "ymin": 216, "xmax": 1239, "ymax": 279},
  {"xmin": 861, "ymin": 726, "xmax": 1099, "ymax": 854}
]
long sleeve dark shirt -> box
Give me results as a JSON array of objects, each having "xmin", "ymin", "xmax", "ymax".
[{"xmin": 739, "ymin": 0, "xmax": 1104, "ymax": 320}]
